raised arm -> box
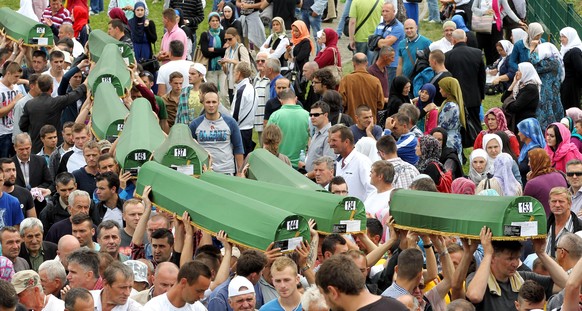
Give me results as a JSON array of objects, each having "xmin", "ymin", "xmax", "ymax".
[
  {"xmin": 451, "ymin": 238, "xmax": 479, "ymax": 300},
  {"xmin": 465, "ymin": 227, "xmax": 493, "ymax": 304},
  {"xmin": 533, "ymin": 238, "xmax": 568, "ymax": 291},
  {"xmin": 132, "ymin": 185, "xmax": 153, "ymax": 246}
]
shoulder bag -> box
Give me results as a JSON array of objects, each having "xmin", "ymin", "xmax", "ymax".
[
  {"xmin": 194, "ymin": 31, "xmax": 210, "ymax": 66},
  {"xmin": 343, "ymin": 0, "xmax": 380, "ymax": 38},
  {"xmin": 472, "ymin": 15, "xmax": 494, "ymax": 33}
]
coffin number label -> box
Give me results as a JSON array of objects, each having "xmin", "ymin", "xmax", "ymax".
[
  {"xmin": 344, "ymin": 201, "xmax": 356, "ymax": 211},
  {"xmin": 518, "ymin": 202, "xmax": 532, "ymax": 214},
  {"xmin": 102, "ymin": 77, "xmax": 112, "ymax": 83},
  {"xmin": 135, "ymin": 152, "xmax": 147, "ymax": 161},
  {"xmin": 117, "ymin": 124, "xmax": 124, "ymax": 131},
  {"xmin": 119, "ymin": 46, "xmax": 124, "ymax": 53},
  {"xmin": 174, "ymin": 148, "xmax": 187, "ymax": 157},
  {"xmin": 36, "ymin": 27, "xmax": 45, "ymax": 34},
  {"xmin": 286, "ymin": 220, "xmax": 299, "ymax": 231}
]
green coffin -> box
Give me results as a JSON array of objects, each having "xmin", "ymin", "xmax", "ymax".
[
  {"xmin": 115, "ymin": 99, "xmax": 165, "ymax": 170},
  {"xmin": 0, "ymin": 8, "xmax": 54, "ymax": 46},
  {"xmin": 152, "ymin": 124, "xmax": 210, "ymax": 176},
  {"xmin": 136, "ymin": 161, "xmax": 311, "ymax": 251},
  {"xmin": 390, "ymin": 190, "xmax": 547, "ymax": 240},
  {"xmin": 91, "ymin": 82, "xmax": 129, "ymax": 141},
  {"xmin": 200, "ymin": 171, "xmax": 366, "ymax": 234},
  {"xmin": 88, "ymin": 29, "xmax": 135, "ymax": 64},
  {"xmin": 247, "ymin": 149, "xmax": 322, "ymax": 191},
  {"xmin": 87, "ymin": 43, "xmax": 131, "ymax": 96}
]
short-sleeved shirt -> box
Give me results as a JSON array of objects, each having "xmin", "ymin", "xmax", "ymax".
[
  {"xmin": 350, "ymin": 124, "xmax": 382, "ymax": 143},
  {"xmin": 349, "ymin": 0, "xmax": 383, "ymax": 43},
  {"xmin": 398, "ymin": 34, "xmax": 432, "ymax": 77},
  {"xmin": 358, "ymin": 297, "xmax": 409, "ymax": 311},
  {"xmin": 466, "ymin": 271, "xmax": 554, "ymax": 311},
  {"xmin": 373, "ymin": 19, "xmax": 404, "ymax": 67},
  {"xmin": 268, "ymin": 104, "xmax": 310, "ymax": 167},
  {"xmin": 259, "ymin": 299, "xmax": 301, "ymax": 311},
  {"xmin": 160, "ymin": 24, "xmax": 188, "ymax": 61},
  {"xmin": 7, "ymin": 186, "xmax": 34, "ymax": 217},
  {"xmin": 0, "ymin": 192, "xmax": 24, "ymax": 228}
]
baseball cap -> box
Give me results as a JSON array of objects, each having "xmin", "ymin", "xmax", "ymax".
[
  {"xmin": 97, "ymin": 140, "xmax": 112, "ymax": 152},
  {"xmin": 228, "ymin": 276, "xmax": 255, "ymax": 297},
  {"xmin": 124, "ymin": 260, "xmax": 149, "ymax": 285},
  {"xmin": 11, "ymin": 270, "xmax": 41, "ymax": 294},
  {"xmin": 191, "ymin": 63, "xmax": 207, "ymax": 82}
]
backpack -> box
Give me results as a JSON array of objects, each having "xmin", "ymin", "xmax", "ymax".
[{"xmin": 432, "ymin": 162, "xmax": 452, "ymax": 193}]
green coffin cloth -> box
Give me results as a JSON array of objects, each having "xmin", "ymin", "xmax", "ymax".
[
  {"xmin": 152, "ymin": 124, "xmax": 210, "ymax": 176},
  {"xmin": 87, "ymin": 43, "xmax": 131, "ymax": 96},
  {"xmin": 88, "ymin": 29, "xmax": 135, "ymax": 64},
  {"xmin": 91, "ymin": 82, "xmax": 129, "ymax": 141},
  {"xmin": 0, "ymin": 8, "xmax": 54, "ymax": 46},
  {"xmin": 200, "ymin": 171, "xmax": 366, "ymax": 234},
  {"xmin": 390, "ymin": 190, "xmax": 547, "ymax": 240},
  {"xmin": 247, "ymin": 149, "xmax": 322, "ymax": 191},
  {"xmin": 115, "ymin": 99, "xmax": 165, "ymax": 170},
  {"xmin": 136, "ymin": 161, "xmax": 311, "ymax": 251}
]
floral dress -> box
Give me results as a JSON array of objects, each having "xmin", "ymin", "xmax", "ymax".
[
  {"xmin": 438, "ymin": 101, "xmax": 462, "ymax": 163},
  {"xmin": 530, "ymin": 54, "xmax": 565, "ymax": 130}
]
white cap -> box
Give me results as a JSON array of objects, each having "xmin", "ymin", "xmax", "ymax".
[
  {"xmin": 228, "ymin": 276, "xmax": 255, "ymax": 297},
  {"xmin": 124, "ymin": 260, "xmax": 149, "ymax": 285},
  {"xmin": 191, "ymin": 63, "xmax": 207, "ymax": 82}
]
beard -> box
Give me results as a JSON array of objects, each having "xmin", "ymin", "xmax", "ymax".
[{"xmin": 4, "ymin": 180, "xmax": 14, "ymax": 187}]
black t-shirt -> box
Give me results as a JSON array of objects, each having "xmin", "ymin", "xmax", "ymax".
[
  {"xmin": 267, "ymin": 0, "xmax": 300, "ymax": 29},
  {"xmin": 358, "ymin": 297, "xmax": 409, "ymax": 311},
  {"xmin": 264, "ymin": 98, "xmax": 282, "ymax": 121},
  {"xmin": 8, "ymin": 185, "xmax": 34, "ymax": 216},
  {"xmin": 431, "ymin": 71, "xmax": 453, "ymax": 106}
]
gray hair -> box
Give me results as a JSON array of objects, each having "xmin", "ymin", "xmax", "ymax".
[
  {"xmin": 103, "ymin": 261, "xmax": 134, "ymax": 285},
  {"xmin": 559, "ymin": 232, "xmax": 582, "ymax": 260},
  {"xmin": 64, "ymin": 288, "xmax": 92, "ymax": 311},
  {"xmin": 265, "ymin": 58, "xmax": 281, "ymax": 73},
  {"xmin": 379, "ymin": 46, "xmax": 395, "ymax": 56},
  {"xmin": 68, "ymin": 190, "xmax": 90, "ymax": 207},
  {"xmin": 301, "ymin": 286, "xmax": 328, "ymax": 311},
  {"xmin": 19, "ymin": 218, "xmax": 43, "ymax": 236},
  {"xmin": 14, "ymin": 133, "xmax": 31, "ymax": 146},
  {"xmin": 312, "ymin": 156, "xmax": 335, "ymax": 171},
  {"xmin": 97, "ymin": 220, "xmax": 121, "ymax": 239},
  {"xmin": 38, "ymin": 260, "xmax": 67, "ymax": 283}
]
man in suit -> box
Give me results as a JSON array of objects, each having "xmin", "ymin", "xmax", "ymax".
[
  {"xmin": 12, "ymin": 133, "xmax": 53, "ymax": 191},
  {"xmin": 19, "ymin": 74, "xmax": 87, "ymax": 154},
  {"xmin": 18, "ymin": 218, "xmax": 57, "ymax": 272},
  {"xmin": 444, "ymin": 30, "xmax": 486, "ymax": 138}
]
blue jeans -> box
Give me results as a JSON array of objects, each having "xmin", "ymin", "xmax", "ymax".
[
  {"xmin": 301, "ymin": 9, "xmax": 322, "ymax": 54},
  {"xmin": 0, "ymin": 134, "xmax": 14, "ymax": 158},
  {"xmin": 90, "ymin": 0, "xmax": 103, "ymax": 13},
  {"xmin": 336, "ymin": 0, "xmax": 352, "ymax": 38},
  {"xmin": 404, "ymin": 2, "xmax": 419, "ymax": 26},
  {"xmin": 355, "ymin": 41, "xmax": 367, "ymax": 55},
  {"xmin": 367, "ymin": 50, "xmax": 377, "ymax": 66},
  {"xmin": 387, "ymin": 66, "xmax": 397, "ymax": 88},
  {"xmin": 427, "ymin": 0, "xmax": 440, "ymax": 21}
]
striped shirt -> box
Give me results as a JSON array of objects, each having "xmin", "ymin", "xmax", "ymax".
[
  {"xmin": 253, "ymin": 74, "xmax": 270, "ymax": 132},
  {"xmin": 42, "ymin": 7, "xmax": 72, "ymax": 28}
]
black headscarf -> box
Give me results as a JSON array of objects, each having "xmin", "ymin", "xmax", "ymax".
[
  {"xmin": 430, "ymin": 127, "xmax": 464, "ymax": 178},
  {"xmin": 128, "ymin": 2, "xmax": 146, "ymax": 44},
  {"xmin": 386, "ymin": 76, "xmax": 411, "ymax": 116}
]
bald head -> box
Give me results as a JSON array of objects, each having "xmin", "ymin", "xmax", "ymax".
[
  {"xmin": 452, "ymin": 29, "xmax": 466, "ymax": 44},
  {"xmin": 57, "ymin": 235, "xmax": 81, "ymax": 268},
  {"xmin": 403, "ymin": 19, "xmax": 418, "ymax": 39},
  {"xmin": 155, "ymin": 262, "xmax": 180, "ymax": 277},
  {"xmin": 352, "ymin": 53, "xmax": 368, "ymax": 68},
  {"xmin": 303, "ymin": 61, "xmax": 319, "ymax": 80}
]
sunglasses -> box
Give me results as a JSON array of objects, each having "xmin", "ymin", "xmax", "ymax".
[
  {"xmin": 567, "ymin": 172, "xmax": 582, "ymax": 177},
  {"xmin": 309, "ymin": 113, "xmax": 323, "ymax": 117},
  {"xmin": 225, "ymin": 38, "xmax": 233, "ymax": 41}
]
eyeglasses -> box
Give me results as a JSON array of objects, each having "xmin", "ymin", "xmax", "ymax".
[
  {"xmin": 312, "ymin": 80, "xmax": 322, "ymax": 84},
  {"xmin": 257, "ymin": 59, "xmax": 266, "ymax": 63},
  {"xmin": 555, "ymin": 246, "xmax": 570, "ymax": 253},
  {"xmin": 225, "ymin": 38, "xmax": 233, "ymax": 41},
  {"xmin": 309, "ymin": 113, "xmax": 323, "ymax": 117},
  {"xmin": 567, "ymin": 172, "xmax": 582, "ymax": 177}
]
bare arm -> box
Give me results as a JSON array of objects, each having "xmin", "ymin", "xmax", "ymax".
[
  {"xmin": 432, "ymin": 235, "xmax": 455, "ymax": 298},
  {"xmin": 132, "ymin": 186, "xmax": 152, "ymax": 246},
  {"xmin": 396, "ymin": 58, "xmax": 403, "ymax": 76},
  {"xmin": 211, "ymin": 231, "xmax": 232, "ymax": 290},
  {"xmin": 0, "ymin": 94, "xmax": 22, "ymax": 118},
  {"xmin": 562, "ymin": 257, "xmax": 582, "ymax": 311},
  {"xmin": 465, "ymin": 227, "xmax": 493, "ymax": 304},
  {"xmin": 533, "ymin": 238, "xmax": 568, "ymax": 291},
  {"xmin": 366, "ymin": 217, "xmax": 398, "ymax": 266},
  {"xmin": 179, "ymin": 212, "xmax": 194, "ymax": 267},
  {"xmin": 451, "ymin": 238, "xmax": 479, "ymax": 300}
]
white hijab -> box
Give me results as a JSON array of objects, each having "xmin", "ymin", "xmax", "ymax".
[
  {"xmin": 512, "ymin": 28, "xmax": 528, "ymax": 45},
  {"xmin": 498, "ymin": 40, "xmax": 513, "ymax": 70},
  {"xmin": 560, "ymin": 27, "xmax": 582, "ymax": 57},
  {"xmin": 355, "ymin": 137, "xmax": 381, "ymax": 162},
  {"xmin": 517, "ymin": 62, "xmax": 542, "ymax": 88}
]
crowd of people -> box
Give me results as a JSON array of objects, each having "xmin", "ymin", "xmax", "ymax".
[{"xmin": 1, "ymin": 0, "xmax": 582, "ymax": 310}]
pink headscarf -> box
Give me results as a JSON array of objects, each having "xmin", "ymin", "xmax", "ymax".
[
  {"xmin": 451, "ymin": 177, "xmax": 476, "ymax": 195},
  {"xmin": 544, "ymin": 122, "xmax": 582, "ymax": 172},
  {"xmin": 0, "ymin": 256, "xmax": 14, "ymax": 281}
]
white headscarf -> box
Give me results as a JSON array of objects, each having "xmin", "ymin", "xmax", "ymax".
[
  {"xmin": 17, "ymin": 0, "xmax": 39, "ymax": 22},
  {"xmin": 499, "ymin": 40, "xmax": 514, "ymax": 55},
  {"xmin": 355, "ymin": 137, "xmax": 381, "ymax": 162},
  {"xmin": 469, "ymin": 149, "xmax": 490, "ymax": 185},
  {"xmin": 511, "ymin": 28, "xmax": 528, "ymax": 45},
  {"xmin": 535, "ymin": 42, "xmax": 565, "ymax": 81},
  {"xmin": 516, "ymin": 62, "xmax": 542, "ymax": 95},
  {"xmin": 560, "ymin": 27, "xmax": 582, "ymax": 57}
]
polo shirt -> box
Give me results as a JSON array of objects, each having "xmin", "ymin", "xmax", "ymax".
[
  {"xmin": 373, "ymin": 19, "xmax": 404, "ymax": 67},
  {"xmin": 160, "ymin": 24, "xmax": 188, "ymax": 62},
  {"xmin": 336, "ymin": 149, "xmax": 375, "ymax": 201},
  {"xmin": 305, "ymin": 123, "xmax": 334, "ymax": 172},
  {"xmin": 398, "ymin": 34, "xmax": 432, "ymax": 77},
  {"xmin": 367, "ymin": 63, "xmax": 389, "ymax": 98},
  {"xmin": 268, "ymin": 104, "xmax": 310, "ymax": 167},
  {"xmin": 0, "ymin": 192, "xmax": 24, "ymax": 229},
  {"xmin": 349, "ymin": 0, "xmax": 383, "ymax": 43}
]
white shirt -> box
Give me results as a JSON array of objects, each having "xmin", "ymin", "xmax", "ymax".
[
  {"xmin": 43, "ymin": 294, "xmax": 65, "ymax": 311},
  {"xmin": 91, "ymin": 290, "xmax": 143, "ymax": 311},
  {"xmin": 156, "ymin": 60, "xmax": 194, "ymax": 94},
  {"xmin": 72, "ymin": 38, "xmax": 84, "ymax": 58},
  {"xmin": 144, "ymin": 293, "xmax": 207, "ymax": 311},
  {"xmin": 336, "ymin": 150, "xmax": 375, "ymax": 201},
  {"xmin": 230, "ymin": 78, "xmax": 258, "ymax": 130},
  {"xmin": 0, "ymin": 82, "xmax": 20, "ymax": 135},
  {"xmin": 429, "ymin": 37, "xmax": 454, "ymax": 53},
  {"xmin": 42, "ymin": 70, "xmax": 66, "ymax": 97},
  {"xmin": 364, "ymin": 188, "xmax": 393, "ymax": 217},
  {"xmin": 67, "ymin": 146, "xmax": 86, "ymax": 173},
  {"xmin": 12, "ymin": 93, "xmax": 32, "ymax": 141},
  {"xmin": 103, "ymin": 207, "xmax": 124, "ymax": 228}
]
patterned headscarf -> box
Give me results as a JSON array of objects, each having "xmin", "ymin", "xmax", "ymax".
[
  {"xmin": 483, "ymin": 108, "xmax": 512, "ymax": 137},
  {"xmin": 527, "ymin": 148, "xmax": 557, "ymax": 180},
  {"xmin": 493, "ymin": 153, "xmax": 521, "ymax": 196},
  {"xmin": 452, "ymin": 177, "xmax": 476, "ymax": 195},
  {"xmin": 566, "ymin": 108, "xmax": 582, "ymax": 122},
  {"xmin": 0, "ymin": 256, "xmax": 14, "ymax": 281},
  {"xmin": 416, "ymin": 135, "xmax": 442, "ymax": 172},
  {"xmin": 517, "ymin": 118, "xmax": 546, "ymax": 163}
]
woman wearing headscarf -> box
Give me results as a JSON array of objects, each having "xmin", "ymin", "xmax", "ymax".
[
  {"xmin": 476, "ymin": 153, "xmax": 523, "ymax": 196},
  {"xmin": 482, "ymin": 132, "xmax": 522, "ymax": 184},
  {"xmin": 259, "ymin": 17, "xmax": 289, "ymax": 71},
  {"xmin": 355, "ymin": 137, "xmax": 381, "ymax": 162},
  {"xmin": 72, "ymin": 6, "xmax": 90, "ymax": 46},
  {"xmin": 560, "ymin": 116, "xmax": 582, "ymax": 153},
  {"xmin": 108, "ymin": 7, "xmax": 131, "ymax": 36},
  {"xmin": 516, "ymin": 118, "xmax": 545, "ymax": 186},
  {"xmin": 285, "ymin": 20, "xmax": 314, "ymax": 82},
  {"xmin": 471, "ymin": 0, "xmax": 525, "ymax": 65},
  {"xmin": 414, "ymin": 83, "xmax": 438, "ymax": 134},
  {"xmin": 220, "ymin": 3, "xmax": 243, "ymax": 42},
  {"xmin": 545, "ymin": 122, "xmax": 582, "ymax": 172},
  {"xmin": 415, "ymin": 135, "xmax": 445, "ymax": 186},
  {"xmin": 222, "ymin": 27, "xmax": 251, "ymax": 103},
  {"xmin": 529, "ymin": 42, "xmax": 565, "ymax": 130},
  {"xmin": 566, "ymin": 107, "xmax": 582, "ymax": 123},
  {"xmin": 107, "ymin": 0, "xmax": 147, "ymax": 20},
  {"xmin": 501, "ymin": 62, "xmax": 540, "ymax": 133},
  {"xmin": 128, "ymin": 2, "xmax": 156, "ymax": 60},
  {"xmin": 200, "ymin": 13, "xmax": 227, "ymax": 100},
  {"xmin": 559, "ymin": 27, "xmax": 582, "ymax": 110},
  {"xmin": 508, "ymin": 23, "xmax": 543, "ymax": 78},
  {"xmin": 451, "ymin": 15, "xmax": 478, "ymax": 49},
  {"xmin": 490, "ymin": 40, "xmax": 514, "ymax": 91},
  {"xmin": 314, "ymin": 28, "xmax": 341, "ymax": 69},
  {"xmin": 437, "ymin": 77, "xmax": 465, "ymax": 163},
  {"xmin": 430, "ymin": 127, "xmax": 463, "ymax": 179},
  {"xmin": 469, "ymin": 149, "xmax": 490, "ymax": 185},
  {"xmin": 386, "ymin": 76, "xmax": 412, "ymax": 117},
  {"xmin": 523, "ymin": 148, "xmax": 568, "ymax": 216},
  {"xmin": 474, "ymin": 107, "xmax": 520, "ymax": 156},
  {"xmin": 452, "ymin": 177, "xmax": 476, "ymax": 195}
]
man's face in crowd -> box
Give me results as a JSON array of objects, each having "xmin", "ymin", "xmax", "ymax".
[
  {"xmin": 567, "ymin": 164, "xmax": 582, "ymax": 190},
  {"xmin": 351, "ymin": 255, "xmax": 369, "ymax": 279},
  {"xmin": 256, "ymin": 55, "xmax": 267, "ymax": 73},
  {"xmin": 180, "ymin": 276, "xmax": 211, "ymax": 304},
  {"xmin": 96, "ymin": 180, "xmax": 115, "ymax": 203},
  {"xmin": 57, "ymin": 180, "xmax": 76, "ymax": 203},
  {"xmin": 313, "ymin": 162, "xmax": 333, "ymax": 187},
  {"xmin": 549, "ymin": 193, "xmax": 571, "ymax": 217},
  {"xmin": 271, "ymin": 266, "xmax": 299, "ymax": 299},
  {"xmin": 382, "ymin": 3, "xmax": 395, "ymax": 22},
  {"xmin": 515, "ymin": 297, "xmax": 546, "ymax": 311},
  {"xmin": 98, "ymin": 158, "xmax": 119, "ymax": 174},
  {"xmin": 203, "ymin": 93, "xmax": 220, "ymax": 116},
  {"xmin": 98, "ymin": 227, "xmax": 121, "ymax": 255},
  {"xmin": 15, "ymin": 140, "xmax": 32, "ymax": 162},
  {"xmin": 188, "ymin": 69, "xmax": 203, "ymax": 85},
  {"xmin": 391, "ymin": 121, "xmax": 408, "ymax": 138},
  {"xmin": 153, "ymin": 266, "xmax": 179, "ymax": 297},
  {"xmin": 404, "ymin": 20, "xmax": 417, "ymax": 39},
  {"xmin": 147, "ymin": 219, "xmax": 167, "ymax": 242},
  {"xmin": 32, "ymin": 56, "xmax": 47, "ymax": 72},
  {"xmin": 67, "ymin": 262, "xmax": 93, "ymax": 289},
  {"xmin": 39, "ymin": 269, "xmax": 62, "ymax": 296},
  {"xmin": 1, "ymin": 230, "xmax": 21, "ymax": 259},
  {"xmin": 83, "ymin": 147, "xmax": 100, "ymax": 168},
  {"xmin": 72, "ymin": 220, "xmax": 94, "ymax": 247},
  {"xmin": 312, "ymin": 76, "xmax": 324, "ymax": 94},
  {"xmin": 22, "ymin": 226, "xmax": 43, "ymax": 253},
  {"xmin": 73, "ymin": 129, "xmax": 89, "ymax": 149},
  {"xmin": 302, "ymin": 64, "xmax": 316, "ymax": 81},
  {"xmin": 330, "ymin": 183, "xmax": 348, "ymax": 196},
  {"xmin": 50, "ymin": 57, "xmax": 65, "ymax": 72},
  {"xmin": 152, "ymin": 237, "xmax": 173, "ymax": 263},
  {"xmin": 170, "ymin": 77, "xmax": 184, "ymax": 94},
  {"xmin": 492, "ymin": 249, "xmax": 520, "ymax": 279},
  {"xmin": 69, "ymin": 196, "xmax": 91, "ymax": 216},
  {"xmin": 63, "ymin": 126, "xmax": 74, "ymax": 146},
  {"xmin": 123, "ymin": 203, "xmax": 144, "ymax": 231},
  {"xmin": 1, "ymin": 162, "xmax": 17, "ymax": 187},
  {"xmin": 310, "ymin": 108, "xmax": 327, "ymax": 128},
  {"xmin": 229, "ymin": 292, "xmax": 256, "ymax": 311},
  {"xmin": 106, "ymin": 272, "xmax": 133, "ymax": 306},
  {"xmin": 328, "ymin": 131, "xmax": 348, "ymax": 155},
  {"xmin": 50, "ymin": 0, "xmax": 62, "ymax": 12},
  {"xmin": 275, "ymin": 80, "xmax": 290, "ymax": 97},
  {"xmin": 444, "ymin": 26, "xmax": 455, "ymax": 41},
  {"xmin": 356, "ymin": 109, "xmax": 374, "ymax": 129},
  {"xmin": 70, "ymin": 71, "xmax": 83, "ymax": 87}
]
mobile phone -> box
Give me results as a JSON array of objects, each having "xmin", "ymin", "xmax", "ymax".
[{"xmin": 128, "ymin": 168, "xmax": 139, "ymax": 177}]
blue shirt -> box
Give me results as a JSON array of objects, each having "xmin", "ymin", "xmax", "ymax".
[
  {"xmin": 374, "ymin": 19, "xmax": 405, "ymax": 68},
  {"xmin": 398, "ymin": 34, "xmax": 432, "ymax": 77},
  {"xmin": 350, "ymin": 124, "xmax": 383, "ymax": 143},
  {"xmin": 0, "ymin": 193, "xmax": 24, "ymax": 228},
  {"xmin": 208, "ymin": 277, "xmax": 265, "ymax": 311},
  {"xmin": 259, "ymin": 299, "xmax": 302, "ymax": 311}
]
